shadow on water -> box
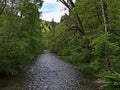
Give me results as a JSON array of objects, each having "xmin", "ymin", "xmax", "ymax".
[
  {"xmin": 0, "ymin": 51, "xmax": 102, "ymax": 90},
  {"xmin": 0, "ymin": 73, "xmax": 101, "ymax": 90},
  {"xmin": 0, "ymin": 74, "xmax": 26, "ymax": 90}
]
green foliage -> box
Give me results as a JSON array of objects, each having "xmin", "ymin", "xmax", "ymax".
[
  {"xmin": 0, "ymin": 0, "xmax": 119, "ymax": 88},
  {"xmin": 101, "ymin": 71, "xmax": 120, "ymax": 89},
  {"xmin": 90, "ymin": 60, "xmax": 103, "ymax": 73},
  {"xmin": 46, "ymin": 0, "xmax": 120, "ymax": 89},
  {"xmin": 0, "ymin": 59, "xmax": 17, "ymax": 75},
  {"xmin": 0, "ymin": 0, "xmax": 45, "ymax": 75}
]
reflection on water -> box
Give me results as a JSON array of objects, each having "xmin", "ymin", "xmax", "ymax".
[
  {"xmin": 0, "ymin": 52, "xmax": 101, "ymax": 90},
  {"xmin": 0, "ymin": 73, "xmax": 100, "ymax": 90},
  {"xmin": 0, "ymin": 74, "xmax": 26, "ymax": 90}
]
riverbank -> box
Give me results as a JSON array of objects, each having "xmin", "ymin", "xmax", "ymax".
[{"xmin": 0, "ymin": 52, "xmax": 100, "ymax": 90}]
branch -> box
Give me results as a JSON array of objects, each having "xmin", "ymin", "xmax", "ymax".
[
  {"xmin": 69, "ymin": 30, "xmax": 77, "ymax": 41},
  {"xmin": 0, "ymin": 43, "xmax": 15, "ymax": 52},
  {"xmin": 69, "ymin": 0, "xmax": 75, "ymax": 7},
  {"xmin": 58, "ymin": 0, "xmax": 75, "ymax": 11},
  {"xmin": 68, "ymin": 25, "xmax": 85, "ymax": 38},
  {"xmin": 0, "ymin": 0, "xmax": 6, "ymax": 15}
]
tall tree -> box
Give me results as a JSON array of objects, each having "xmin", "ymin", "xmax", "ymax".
[
  {"xmin": 100, "ymin": 0, "xmax": 112, "ymax": 70},
  {"xmin": 58, "ymin": 0, "xmax": 92, "ymax": 62}
]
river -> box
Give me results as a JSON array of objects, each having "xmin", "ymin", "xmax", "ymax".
[{"xmin": 0, "ymin": 51, "xmax": 100, "ymax": 90}]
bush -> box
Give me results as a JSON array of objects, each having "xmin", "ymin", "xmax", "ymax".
[
  {"xmin": 0, "ymin": 59, "xmax": 18, "ymax": 75},
  {"xmin": 90, "ymin": 60, "xmax": 103, "ymax": 73},
  {"xmin": 101, "ymin": 71, "xmax": 120, "ymax": 89}
]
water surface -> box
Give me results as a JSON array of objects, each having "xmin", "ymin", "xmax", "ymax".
[{"xmin": 0, "ymin": 52, "xmax": 100, "ymax": 90}]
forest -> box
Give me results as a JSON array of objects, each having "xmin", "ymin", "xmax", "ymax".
[{"xmin": 0, "ymin": 0, "xmax": 120, "ymax": 89}]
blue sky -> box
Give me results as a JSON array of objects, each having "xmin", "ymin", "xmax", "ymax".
[
  {"xmin": 40, "ymin": 0, "xmax": 68, "ymax": 22},
  {"xmin": 41, "ymin": 2, "xmax": 59, "ymax": 14}
]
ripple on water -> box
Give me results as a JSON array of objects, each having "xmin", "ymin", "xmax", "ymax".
[{"xmin": 0, "ymin": 52, "xmax": 99, "ymax": 90}]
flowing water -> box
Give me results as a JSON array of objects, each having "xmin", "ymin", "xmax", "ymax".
[{"xmin": 0, "ymin": 51, "xmax": 100, "ymax": 90}]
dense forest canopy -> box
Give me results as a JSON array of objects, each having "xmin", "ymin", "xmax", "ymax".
[
  {"xmin": 0, "ymin": 0, "xmax": 120, "ymax": 89},
  {"xmin": 0, "ymin": 0, "xmax": 46, "ymax": 75},
  {"xmin": 47, "ymin": 0, "xmax": 120, "ymax": 89}
]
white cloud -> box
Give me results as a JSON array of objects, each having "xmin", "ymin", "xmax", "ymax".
[
  {"xmin": 40, "ymin": 10, "xmax": 68, "ymax": 22},
  {"xmin": 40, "ymin": 0, "xmax": 69, "ymax": 22}
]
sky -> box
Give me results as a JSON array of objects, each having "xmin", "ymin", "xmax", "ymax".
[{"xmin": 40, "ymin": 0, "xmax": 69, "ymax": 22}]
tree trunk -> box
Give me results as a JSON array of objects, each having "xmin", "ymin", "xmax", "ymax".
[
  {"xmin": 59, "ymin": 0, "xmax": 92, "ymax": 62},
  {"xmin": 0, "ymin": 0, "xmax": 6, "ymax": 15},
  {"xmin": 100, "ymin": 0, "xmax": 113, "ymax": 70}
]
